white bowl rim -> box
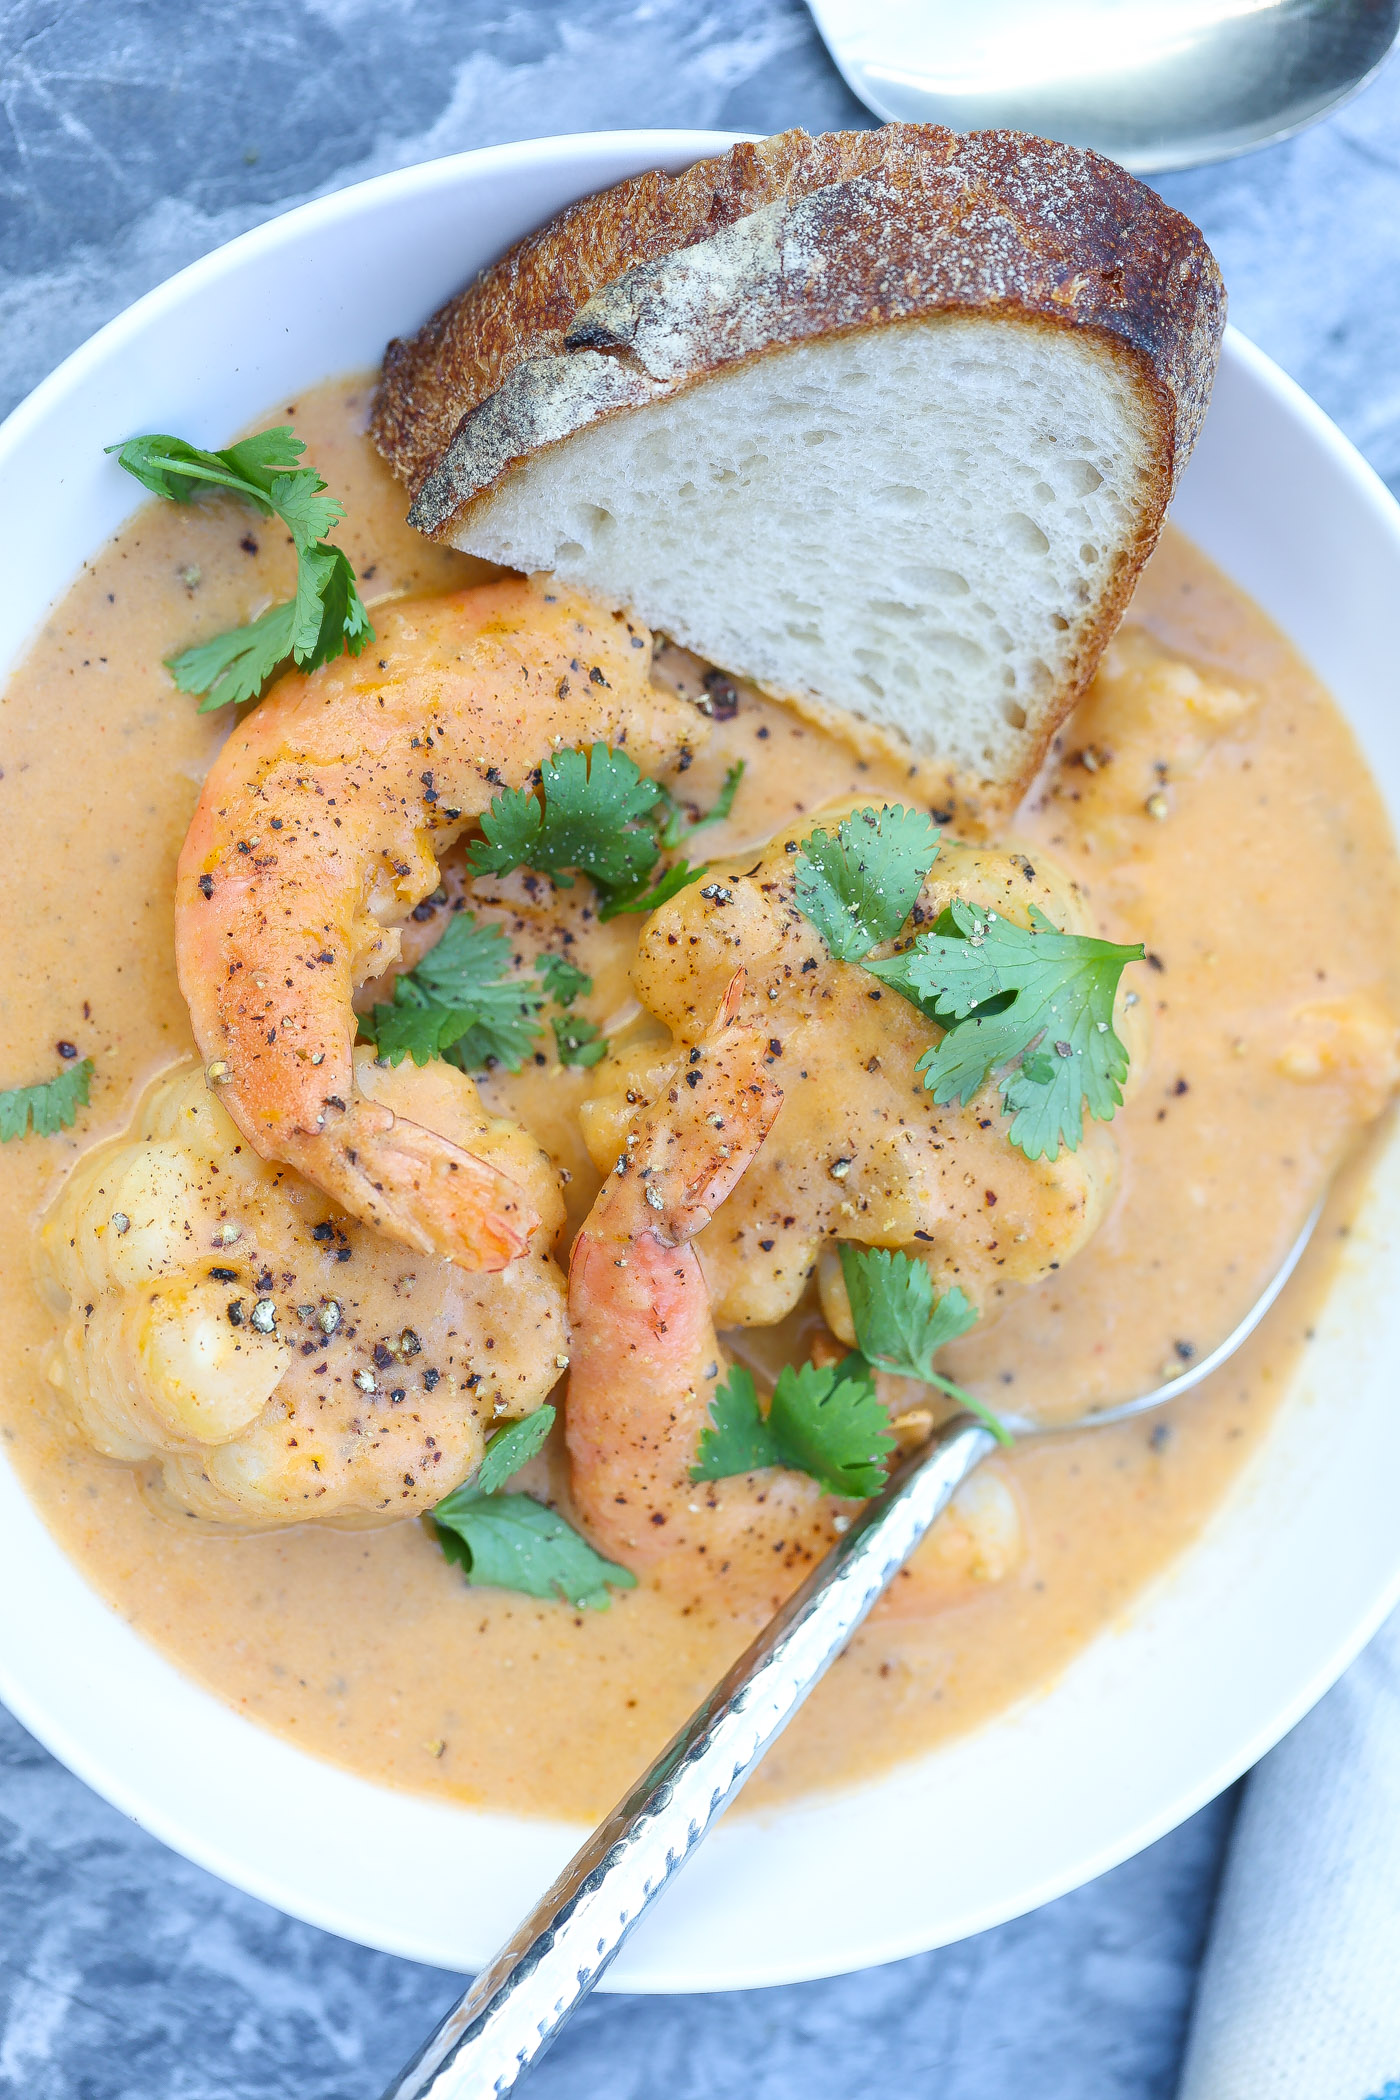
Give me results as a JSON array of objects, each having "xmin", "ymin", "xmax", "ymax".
[
  {"xmin": 2, "ymin": 131, "xmax": 1400, "ymax": 1993},
  {"xmin": 0, "ymin": 134, "xmax": 738, "ymax": 483}
]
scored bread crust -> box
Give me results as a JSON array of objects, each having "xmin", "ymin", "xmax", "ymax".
[
  {"xmin": 371, "ymin": 127, "xmax": 1224, "ymax": 803},
  {"xmin": 374, "ymin": 126, "xmax": 1222, "ymax": 511}
]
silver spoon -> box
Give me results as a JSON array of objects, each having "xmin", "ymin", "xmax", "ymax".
[
  {"xmin": 383, "ymin": 1201, "xmax": 1321, "ymax": 2100},
  {"xmin": 805, "ymin": 0, "xmax": 1400, "ymax": 174}
]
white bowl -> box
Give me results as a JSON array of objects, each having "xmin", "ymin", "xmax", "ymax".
[{"xmin": 3, "ymin": 132, "xmax": 1400, "ymax": 1993}]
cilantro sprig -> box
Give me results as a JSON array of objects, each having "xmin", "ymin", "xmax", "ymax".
[
  {"xmin": 359, "ymin": 912, "xmax": 545, "ymax": 1073},
  {"xmin": 431, "ymin": 1406, "xmax": 637, "ymax": 1609},
  {"xmin": 691, "ymin": 1359, "xmax": 894, "ymax": 1499},
  {"xmin": 869, "ymin": 901, "xmax": 1143, "ymax": 1160},
  {"xmin": 838, "ymin": 1244, "xmax": 1010, "ymax": 1445},
  {"xmin": 107, "ymin": 426, "xmax": 373, "ymax": 710},
  {"xmin": 692, "ymin": 1242, "xmax": 1008, "ymax": 1498},
  {"xmin": 0, "ymin": 1057, "xmax": 93, "ymax": 1141},
  {"xmin": 359, "ymin": 915, "xmax": 620, "ymax": 1076},
  {"xmin": 790, "ymin": 803, "xmax": 1141, "ymax": 1161},
  {"xmin": 467, "ymin": 743, "xmax": 708, "ymax": 921},
  {"xmin": 838, "ymin": 1244, "xmax": 978, "ymax": 1372}
]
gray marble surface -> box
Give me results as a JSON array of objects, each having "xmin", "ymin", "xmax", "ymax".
[{"xmin": 1, "ymin": 4, "xmax": 1397, "ymax": 2095}]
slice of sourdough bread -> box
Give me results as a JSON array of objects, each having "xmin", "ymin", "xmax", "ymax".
[{"xmin": 372, "ymin": 126, "xmax": 1224, "ymax": 804}]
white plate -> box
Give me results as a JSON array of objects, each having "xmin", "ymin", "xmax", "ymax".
[{"xmin": 2, "ymin": 132, "xmax": 1400, "ymax": 1993}]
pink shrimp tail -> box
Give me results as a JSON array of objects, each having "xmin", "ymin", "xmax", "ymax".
[{"xmin": 564, "ymin": 983, "xmax": 785, "ymax": 1562}]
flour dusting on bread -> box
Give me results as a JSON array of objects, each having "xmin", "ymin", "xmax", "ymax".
[{"xmin": 372, "ymin": 126, "xmax": 1225, "ymax": 804}]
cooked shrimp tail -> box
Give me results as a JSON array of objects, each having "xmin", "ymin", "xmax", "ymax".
[
  {"xmin": 323, "ymin": 1098, "xmax": 532, "ymax": 1269},
  {"xmin": 174, "ymin": 578, "xmax": 703, "ymax": 1268},
  {"xmin": 619, "ymin": 970, "xmax": 780, "ymax": 1244},
  {"xmin": 566, "ymin": 974, "xmax": 784, "ymax": 1559}
]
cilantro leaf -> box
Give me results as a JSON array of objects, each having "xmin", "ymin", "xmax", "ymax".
[
  {"xmin": 794, "ymin": 805, "xmax": 942, "ymax": 962},
  {"xmin": 690, "ymin": 1366, "xmax": 781, "ymax": 1480},
  {"xmin": 167, "ymin": 602, "xmax": 300, "ymax": 713},
  {"xmin": 838, "ymin": 1245, "xmax": 978, "ymax": 1378},
  {"xmin": 536, "ymin": 955, "xmax": 592, "ymax": 1008},
  {"xmin": 466, "ymin": 745, "xmax": 707, "ymax": 919},
  {"xmin": 474, "ymin": 1405, "xmax": 556, "ymax": 1494},
  {"xmin": 217, "ymin": 428, "xmax": 317, "ymax": 493},
  {"xmin": 434, "ymin": 1496, "xmax": 637, "ymax": 1608},
  {"xmin": 468, "ymin": 745, "xmax": 663, "ymax": 893},
  {"xmin": 362, "ymin": 996, "xmax": 469, "ymax": 1068},
  {"xmin": 691, "ymin": 1357, "xmax": 894, "ymax": 1499},
  {"xmin": 267, "ymin": 469, "xmax": 346, "ymax": 555},
  {"xmin": 359, "ymin": 913, "xmax": 544, "ymax": 1073},
  {"xmin": 432, "ymin": 1414, "xmax": 635, "ymax": 1609},
  {"xmin": 405, "ymin": 912, "xmax": 518, "ymax": 1009},
  {"xmin": 109, "ymin": 423, "xmax": 373, "ymax": 709},
  {"xmin": 297, "ymin": 544, "xmax": 374, "ymax": 675},
  {"xmin": 766, "ymin": 1357, "xmax": 895, "ymax": 1497},
  {"xmin": 551, "ymin": 1014, "xmax": 608, "ymax": 1069},
  {"xmin": 464, "ymin": 785, "xmax": 546, "ymax": 879},
  {"xmin": 105, "ymin": 428, "xmax": 308, "ymax": 507},
  {"xmin": 869, "ymin": 900, "xmax": 1142, "ymax": 1159},
  {"xmin": 0, "ymin": 1057, "xmax": 93, "ymax": 1141},
  {"xmin": 837, "ymin": 1244, "xmax": 1010, "ymax": 1445}
]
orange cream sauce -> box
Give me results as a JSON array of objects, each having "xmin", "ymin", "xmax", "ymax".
[{"xmin": 1, "ymin": 375, "xmax": 1397, "ymax": 1820}]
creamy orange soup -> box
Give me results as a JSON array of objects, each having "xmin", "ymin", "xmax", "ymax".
[{"xmin": 2, "ymin": 375, "xmax": 1397, "ymax": 1820}]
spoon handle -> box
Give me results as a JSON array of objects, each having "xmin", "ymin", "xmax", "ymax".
[{"xmin": 383, "ymin": 1414, "xmax": 996, "ymax": 2100}]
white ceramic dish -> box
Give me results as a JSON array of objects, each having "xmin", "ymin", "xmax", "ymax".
[{"xmin": 2, "ymin": 131, "xmax": 1400, "ymax": 1993}]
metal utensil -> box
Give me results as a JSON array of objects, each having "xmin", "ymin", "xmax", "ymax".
[
  {"xmin": 806, "ymin": 0, "xmax": 1399, "ymax": 173},
  {"xmin": 384, "ymin": 1202, "xmax": 1321, "ymax": 2100}
]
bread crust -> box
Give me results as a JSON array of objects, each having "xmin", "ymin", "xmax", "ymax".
[
  {"xmin": 370, "ymin": 127, "xmax": 1224, "ymax": 804},
  {"xmin": 373, "ymin": 126, "xmax": 1222, "ymax": 518}
]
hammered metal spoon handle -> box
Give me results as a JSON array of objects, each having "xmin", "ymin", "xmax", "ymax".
[{"xmin": 382, "ymin": 1415, "xmax": 996, "ymax": 2100}]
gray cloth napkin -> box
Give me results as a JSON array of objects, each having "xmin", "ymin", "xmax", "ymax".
[{"xmin": 1179, "ymin": 1605, "xmax": 1400, "ymax": 2100}]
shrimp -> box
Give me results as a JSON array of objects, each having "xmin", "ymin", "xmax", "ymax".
[
  {"xmin": 38, "ymin": 1054, "xmax": 568, "ymax": 1528},
  {"xmin": 565, "ymin": 977, "xmax": 797, "ymax": 1603},
  {"xmin": 566, "ymin": 980, "xmax": 1026, "ymax": 1621},
  {"xmin": 175, "ymin": 577, "xmax": 704, "ymax": 1269},
  {"xmin": 566, "ymin": 816, "xmax": 1123, "ymax": 1621},
  {"xmin": 1043, "ymin": 626, "xmax": 1260, "ymax": 854},
  {"xmin": 578, "ymin": 816, "xmax": 1123, "ymax": 1337}
]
